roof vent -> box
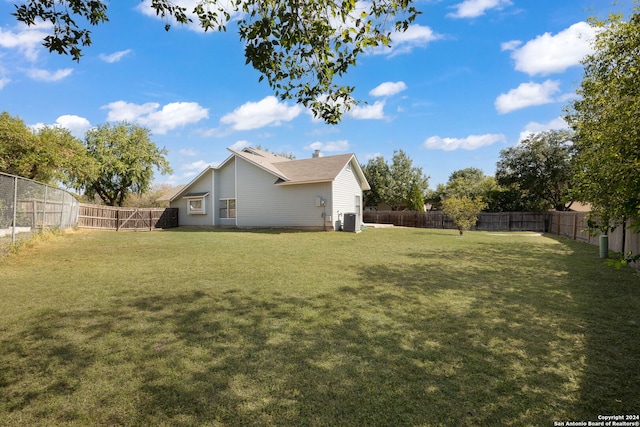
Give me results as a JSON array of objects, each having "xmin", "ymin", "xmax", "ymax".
[{"xmin": 312, "ymin": 149, "xmax": 323, "ymax": 158}]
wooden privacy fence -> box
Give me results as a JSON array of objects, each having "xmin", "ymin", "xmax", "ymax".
[
  {"xmin": 78, "ymin": 204, "xmax": 178, "ymax": 231},
  {"xmin": 12, "ymin": 199, "xmax": 78, "ymax": 229},
  {"xmin": 363, "ymin": 210, "xmax": 639, "ymax": 255},
  {"xmin": 547, "ymin": 211, "xmax": 640, "ymax": 255},
  {"xmin": 363, "ymin": 211, "xmax": 547, "ymax": 232}
]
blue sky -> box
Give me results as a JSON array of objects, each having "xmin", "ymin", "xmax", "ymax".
[{"xmin": 0, "ymin": 0, "xmax": 631, "ymax": 188}]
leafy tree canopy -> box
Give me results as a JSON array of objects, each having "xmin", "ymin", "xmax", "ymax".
[
  {"xmin": 0, "ymin": 111, "xmax": 94, "ymax": 185},
  {"xmin": 12, "ymin": 0, "xmax": 419, "ymax": 124},
  {"xmin": 71, "ymin": 122, "xmax": 173, "ymax": 206},
  {"xmin": 426, "ymin": 167, "xmax": 498, "ymax": 211},
  {"xmin": 441, "ymin": 196, "xmax": 486, "ymax": 236},
  {"xmin": 388, "ymin": 150, "xmax": 429, "ymax": 210},
  {"xmin": 361, "ymin": 155, "xmax": 392, "ymax": 208},
  {"xmin": 565, "ymin": 8, "xmax": 640, "ymax": 230},
  {"xmin": 495, "ymin": 130, "xmax": 575, "ymax": 212},
  {"xmin": 362, "ymin": 150, "xmax": 429, "ymax": 210}
]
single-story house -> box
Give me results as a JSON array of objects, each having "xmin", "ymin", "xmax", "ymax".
[{"xmin": 169, "ymin": 147, "xmax": 370, "ymax": 231}]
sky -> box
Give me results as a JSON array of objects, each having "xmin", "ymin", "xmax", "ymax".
[{"xmin": 0, "ymin": 0, "xmax": 634, "ymax": 188}]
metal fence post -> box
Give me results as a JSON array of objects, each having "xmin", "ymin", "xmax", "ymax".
[{"xmin": 11, "ymin": 176, "xmax": 17, "ymax": 244}]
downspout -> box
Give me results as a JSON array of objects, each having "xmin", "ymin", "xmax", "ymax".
[{"xmin": 322, "ymin": 200, "xmax": 326, "ymax": 231}]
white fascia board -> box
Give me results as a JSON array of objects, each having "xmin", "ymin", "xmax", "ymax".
[{"xmin": 169, "ymin": 166, "xmax": 216, "ymax": 202}]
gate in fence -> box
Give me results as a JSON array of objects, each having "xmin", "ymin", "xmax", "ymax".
[{"xmin": 77, "ymin": 204, "xmax": 178, "ymax": 231}]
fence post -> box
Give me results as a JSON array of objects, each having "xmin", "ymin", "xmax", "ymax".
[
  {"xmin": 11, "ymin": 176, "xmax": 17, "ymax": 244},
  {"xmin": 32, "ymin": 199, "xmax": 37, "ymax": 230},
  {"xmin": 43, "ymin": 185, "xmax": 48, "ymax": 229},
  {"xmin": 116, "ymin": 208, "xmax": 120, "ymax": 231},
  {"xmin": 149, "ymin": 209, "xmax": 153, "ymax": 231}
]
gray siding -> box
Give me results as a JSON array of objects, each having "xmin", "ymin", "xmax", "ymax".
[
  {"xmin": 332, "ymin": 159, "xmax": 364, "ymax": 230},
  {"xmin": 216, "ymin": 158, "xmax": 237, "ymax": 226},
  {"xmin": 170, "ymin": 168, "xmax": 214, "ymax": 226},
  {"xmin": 236, "ymin": 157, "xmax": 332, "ymax": 229}
]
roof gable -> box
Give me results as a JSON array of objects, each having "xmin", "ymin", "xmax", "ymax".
[
  {"xmin": 229, "ymin": 149, "xmax": 290, "ymax": 181},
  {"xmin": 273, "ymin": 154, "xmax": 354, "ymax": 184},
  {"xmin": 169, "ymin": 166, "xmax": 214, "ymax": 201}
]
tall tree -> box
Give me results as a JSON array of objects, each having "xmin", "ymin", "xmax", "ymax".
[
  {"xmin": 495, "ymin": 130, "xmax": 575, "ymax": 212},
  {"xmin": 565, "ymin": 10, "xmax": 640, "ymax": 230},
  {"xmin": 0, "ymin": 112, "xmax": 38, "ymax": 178},
  {"xmin": 361, "ymin": 150, "xmax": 429, "ymax": 210},
  {"xmin": 362, "ymin": 156, "xmax": 392, "ymax": 208},
  {"xmin": 406, "ymin": 180, "xmax": 425, "ymax": 211},
  {"xmin": 0, "ymin": 111, "xmax": 93, "ymax": 184},
  {"xmin": 388, "ymin": 149, "xmax": 429, "ymax": 210},
  {"xmin": 73, "ymin": 122, "xmax": 172, "ymax": 206},
  {"xmin": 12, "ymin": 0, "xmax": 419, "ymax": 124}
]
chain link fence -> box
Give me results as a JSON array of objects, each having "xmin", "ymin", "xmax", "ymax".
[{"xmin": 0, "ymin": 172, "xmax": 79, "ymax": 255}]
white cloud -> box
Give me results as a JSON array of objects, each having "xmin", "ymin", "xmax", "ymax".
[
  {"xmin": 0, "ymin": 24, "xmax": 50, "ymax": 61},
  {"xmin": 142, "ymin": 102, "xmax": 209, "ymax": 134},
  {"xmin": 448, "ymin": 0, "xmax": 512, "ymax": 19},
  {"xmin": 102, "ymin": 100, "xmax": 209, "ymax": 134},
  {"xmin": 25, "ymin": 68, "xmax": 73, "ymax": 82},
  {"xmin": 494, "ymin": 80, "xmax": 561, "ymax": 114},
  {"xmin": 220, "ymin": 96, "xmax": 303, "ymax": 131},
  {"xmin": 229, "ymin": 140, "xmax": 252, "ymax": 151},
  {"xmin": 99, "ymin": 49, "xmax": 133, "ymax": 63},
  {"xmin": 379, "ymin": 24, "xmax": 442, "ymax": 56},
  {"xmin": 500, "ymin": 40, "xmax": 521, "ymax": 51},
  {"xmin": 346, "ymin": 101, "xmax": 386, "ymax": 120},
  {"xmin": 179, "ymin": 148, "xmax": 198, "ymax": 156},
  {"xmin": 29, "ymin": 115, "xmax": 91, "ymax": 139},
  {"xmin": 504, "ymin": 22, "xmax": 596, "ymax": 76},
  {"xmin": 305, "ymin": 140, "xmax": 350, "ymax": 152},
  {"xmin": 423, "ymin": 133, "xmax": 506, "ymax": 151},
  {"xmin": 183, "ymin": 160, "xmax": 212, "ymax": 170},
  {"xmin": 519, "ymin": 116, "xmax": 569, "ymax": 141},
  {"xmin": 369, "ymin": 81, "xmax": 407, "ymax": 97},
  {"xmin": 55, "ymin": 115, "xmax": 92, "ymax": 138},
  {"xmin": 0, "ymin": 77, "xmax": 10, "ymax": 89},
  {"xmin": 103, "ymin": 101, "xmax": 158, "ymax": 122}
]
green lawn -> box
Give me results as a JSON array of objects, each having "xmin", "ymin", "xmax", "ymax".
[{"xmin": 1, "ymin": 228, "xmax": 638, "ymax": 426}]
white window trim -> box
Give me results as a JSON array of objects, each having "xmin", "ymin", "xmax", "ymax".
[
  {"xmin": 185, "ymin": 194, "xmax": 207, "ymax": 215},
  {"xmin": 219, "ymin": 198, "xmax": 236, "ymax": 219}
]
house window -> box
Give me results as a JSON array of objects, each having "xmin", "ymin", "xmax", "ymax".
[
  {"xmin": 185, "ymin": 192, "xmax": 208, "ymax": 215},
  {"xmin": 220, "ymin": 199, "xmax": 236, "ymax": 219},
  {"xmin": 189, "ymin": 199, "xmax": 204, "ymax": 214}
]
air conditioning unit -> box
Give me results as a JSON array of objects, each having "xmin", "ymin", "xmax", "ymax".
[{"xmin": 343, "ymin": 213, "xmax": 359, "ymax": 232}]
